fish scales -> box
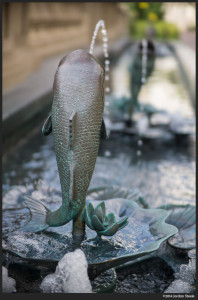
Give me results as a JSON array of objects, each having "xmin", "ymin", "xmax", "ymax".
[
  {"xmin": 24, "ymin": 49, "xmax": 105, "ymax": 232},
  {"xmin": 51, "ymin": 50, "xmax": 104, "ymax": 224}
]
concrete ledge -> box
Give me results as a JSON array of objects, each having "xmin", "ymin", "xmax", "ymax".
[
  {"xmin": 3, "ymin": 53, "xmax": 62, "ymax": 151},
  {"xmin": 167, "ymin": 41, "xmax": 195, "ymax": 109}
]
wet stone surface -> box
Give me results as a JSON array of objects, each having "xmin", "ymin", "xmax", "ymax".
[
  {"xmin": 7, "ymin": 264, "xmax": 42, "ymax": 293},
  {"xmin": 114, "ymin": 257, "xmax": 174, "ymax": 293}
]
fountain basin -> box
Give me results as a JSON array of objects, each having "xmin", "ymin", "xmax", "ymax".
[{"xmin": 3, "ymin": 195, "xmax": 177, "ymax": 279}]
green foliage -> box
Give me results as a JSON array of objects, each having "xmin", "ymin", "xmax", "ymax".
[
  {"xmin": 127, "ymin": 2, "xmax": 164, "ymax": 21},
  {"xmin": 126, "ymin": 2, "xmax": 179, "ymax": 40},
  {"xmin": 130, "ymin": 20, "xmax": 179, "ymax": 40},
  {"xmin": 155, "ymin": 21, "xmax": 179, "ymax": 39}
]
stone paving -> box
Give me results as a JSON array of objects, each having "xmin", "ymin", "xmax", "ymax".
[{"xmin": 171, "ymin": 32, "xmax": 195, "ymax": 109}]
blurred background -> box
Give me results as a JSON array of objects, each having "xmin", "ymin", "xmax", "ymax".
[
  {"xmin": 2, "ymin": 2, "xmax": 195, "ymax": 90},
  {"xmin": 2, "ymin": 2, "xmax": 127, "ymax": 91},
  {"xmin": 2, "ymin": 2, "xmax": 195, "ymax": 151}
]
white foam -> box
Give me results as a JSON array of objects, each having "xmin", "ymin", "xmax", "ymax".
[
  {"xmin": 176, "ymin": 259, "xmax": 196, "ymax": 284},
  {"xmin": 164, "ymin": 258, "xmax": 196, "ymax": 293},
  {"xmin": 2, "ymin": 266, "xmax": 16, "ymax": 293},
  {"xmin": 40, "ymin": 249, "xmax": 92, "ymax": 293},
  {"xmin": 164, "ymin": 279, "xmax": 193, "ymax": 293}
]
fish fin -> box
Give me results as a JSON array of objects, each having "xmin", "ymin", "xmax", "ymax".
[
  {"xmin": 69, "ymin": 175, "xmax": 75, "ymax": 208},
  {"xmin": 69, "ymin": 111, "xmax": 77, "ymax": 150},
  {"xmin": 22, "ymin": 196, "xmax": 51, "ymax": 232},
  {"xmin": 100, "ymin": 118, "xmax": 108, "ymax": 139},
  {"xmin": 69, "ymin": 111, "xmax": 77, "ymax": 206},
  {"xmin": 42, "ymin": 114, "xmax": 52, "ymax": 136}
]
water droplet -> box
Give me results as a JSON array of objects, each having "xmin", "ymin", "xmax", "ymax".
[
  {"xmin": 105, "ymin": 65, "xmax": 110, "ymax": 72},
  {"xmin": 104, "ymin": 151, "xmax": 111, "ymax": 157},
  {"xmin": 104, "ymin": 50, "xmax": 108, "ymax": 56},
  {"xmin": 89, "ymin": 20, "xmax": 110, "ymax": 96},
  {"xmin": 136, "ymin": 150, "xmax": 142, "ymax": 157},
  {"xmin": 105, "ymin": 60, "xmax": 110, "ymax": 65},
  {"xmin": 10, "ymin": 170, "xmax": 16, "ymax": 177},
  {"xmin": 105, "ymin": 87, "xmax": 110, "ymax": 93},
  {"xmin": 141, "ymin": 39, "xmax": 148, "ymax": 84},
  {"xmin": 137, "ymin": 140, "xmax": 143, "ymax": 146},
  {"xmin": 105, "ymin": 75, "xmax": 109, "ymax": 81},
  {"xmin": 142, "ymin": 55, "xmax": 147, "ymax": 62}
]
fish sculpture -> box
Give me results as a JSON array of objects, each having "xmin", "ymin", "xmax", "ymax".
[
  {"xmin": 129, "ymin": 39, "xmax": 155, "ymax": 113},
  {"xmin": 24, "ymin": 49, "xmax": 107, "ymax": 237}
]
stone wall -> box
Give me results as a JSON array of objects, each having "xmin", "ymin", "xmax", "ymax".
[{"xmin": 3, "ymin": 2, "xmax": 128, "ymax": 91}]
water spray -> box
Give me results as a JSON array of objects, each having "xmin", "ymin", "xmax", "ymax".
[
  {"xmin": 141, "ymin": 39, "xmax": 148, "ymax": 84},
  {"xmin": 89, "ymin": 20, "xmax": 111, "ymax": 95}
]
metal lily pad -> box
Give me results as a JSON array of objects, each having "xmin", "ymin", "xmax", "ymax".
[
  {"xmin": 87, "ymin": 185, "xmax": 149, "ymax": 208},
  {"xmin": 3, "ymin": 197, "xmax": 177, "ymax": 279},
  {"xmin": 158, "ymin": 204, "xmax": 195, "ymax": 250}
]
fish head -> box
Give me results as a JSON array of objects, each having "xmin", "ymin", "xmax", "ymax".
[{"xmin": 53, "ymin": 50, "xmax": 105, "ymax": 104}]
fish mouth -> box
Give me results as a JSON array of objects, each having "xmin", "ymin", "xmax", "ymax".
[
  {"xmin": 58, "ymin": 49, "xmax": 104, "ymax": 73},
  {"xmin": 67, "ymin": 49, "xmax": 92, "ymax": 61},
  {"xmin": 58, "ymin": 49, "xmax": 92, "ymax": 66}
]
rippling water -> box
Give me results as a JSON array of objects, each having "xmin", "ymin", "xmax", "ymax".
[{"xmin": 2, "ymin": 123, "xmax": 195, "ymax": 209}]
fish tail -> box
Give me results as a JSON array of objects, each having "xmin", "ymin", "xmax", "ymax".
[{"xmin": 22, "ymin": 196, "xmax": 51, "ymax": 232}]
